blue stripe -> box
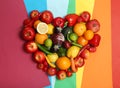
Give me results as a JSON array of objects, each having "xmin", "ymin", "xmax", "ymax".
[
  {"xmin": 23, "ymin": 0, "xmax": 47, "ymax": 16},
  {"xmin": 47, "ymin": 0, "xmax": 69, "ymax": 17}
]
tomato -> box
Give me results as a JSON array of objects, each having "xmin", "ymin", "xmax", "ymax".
[
  {"xmin": 65, "ymin": 14, "xmax": 79, "ymax": 27},
  {"xmin": 22, "ymin": 27, "xmax": 35, "ymax": 41},
  {"xmin": 40, "ymin": 10, "xmax": 53, "ymax": 24},
  {"xmin": 53, "ymin": 17, "xmax": 65, "ymax": 28}
]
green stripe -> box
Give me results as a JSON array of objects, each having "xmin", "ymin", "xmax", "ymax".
[
  {"xmin": 55, "ymin": 73, "xmax": 76, "ymax": 88},
  {"xmin": 54, "ymin": 0, "xmax": 76, "ymax": 88},
  {"xmin": 67, "ymin": 0, "xmax": 76, "ymax": 14}
]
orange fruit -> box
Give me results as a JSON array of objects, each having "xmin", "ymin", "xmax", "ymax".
[
  {"xmin": 33, "ymin": 20, "xmax": 41, "ymax": 29},
  {"xmin": 84, "ymin": 30, "xmax": 94, "ymax": 40},
  {"xmin": 35, "ymin": 33, "xmax": 48, "ymax": 44},
  {"xmin": 77, "ymin": 36, "xmax": 88, "ymax": 46},
  {"xmin": 73, "ymin": 22, "xmax": 86, "ymax": 36},
  {"xmin": 56, "ymin": 56, "xmax": 71, "ymax": 70}
]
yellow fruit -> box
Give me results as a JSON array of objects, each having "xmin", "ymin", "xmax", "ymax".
[
  {"xmin": 45, "ymin": 56, "xmax": 56, "ymax": 68},
  {"xmin": 56, "ymin": 56, "xmax": 71, "ymax": 70},
  {"xmin": 77, "ymin": 36, "xmax": 88, "ymax": 46},
  {"xmin": 84, "ymin": 30, "xmax": 94, "ymax": 40},
  {"xmin": 47, "ymin": 53, "xmax": 58, "ymax": 63},
  {"xmin": 67, "ymin": 46, "xmax": 80, "ymax": 58},
  {"xmin": 33, "ymin": 20, "xmax": 41, "ymax": 29},
  {"xmin": 47, "ymin": 24, "xmax": 54, "ymax": 35},
  {"xmin": 35, "ymin": 33, "xmax": 48, "ymax": 44},
  {"xmin": 37, "ymin": 22, "xmax": 48, "ymax": 34},
  {"xmin": 73, "ymin": 22, "xmax": 86, "ymax": 36}
]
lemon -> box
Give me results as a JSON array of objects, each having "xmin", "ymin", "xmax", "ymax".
[
  {"xmin": 47, "ymin": 24, "xmax": 54, "ymax": 35},
  {"xmin": 37, "ymin": 22, "xmax": 48, "ymax": 34}
]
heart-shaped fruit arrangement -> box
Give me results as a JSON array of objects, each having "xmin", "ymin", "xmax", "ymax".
[{"xmin": 21, "ymin": 10, "xmax": 101, "ymax": 80}]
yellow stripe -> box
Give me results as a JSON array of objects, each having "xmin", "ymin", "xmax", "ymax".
[{"xmin": 75, "ymin": 0, "xmax": 95, "ymax": 88}]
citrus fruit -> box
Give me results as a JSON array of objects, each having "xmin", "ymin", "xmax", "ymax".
[
  {"xmin": 35, "ymin": 33, "xmax": 48, "ymax": 44},
  {"xmin": 47, "ymin": 24, "xmax": 54, "ymax": 35},
  {"xmin": 73, "ymin": 22, "xmax": 86, "ymax": 36},
  {"xmin": 37, "ymin": 22, "xmax": 48, "ymax": 34},
  {"xmin": 33, "ymin": 20, "xmax": 41, "ymax": 29},
  {"xmin": 77, "ymin": 36, "xmax": 88, "ymax": 46},
  {"xmin": 84, "ymin": 30, "xmax": 94, "ymax": 40},
  {"xmin": 44, "ymin": 38, "xmax": 53, "ymax": 48},
  {"xmin": 67, "ymin": 46, "xmax": 80, "ymax": 58},
  {"xmin": 56, "ymin": 56, "xmax": 71, "ymax": 70},
  {"xmin": 69, "ymin": 33, "xmax": 78, "ymax": 42}
]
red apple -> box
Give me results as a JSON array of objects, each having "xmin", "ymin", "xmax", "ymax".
[
  {"xmin": 86, "ymin": 19, "xmax": 100, "ymax": 33},
  {"xmin": 22, "ymin": 27, "xmax": 35, "ymax": 41},
  {"xmin": 80, "ymin": 11, "xmax": 91, "ymax": 22},
  {"xmin": 24, "ymin": 41, "xmax": 38, "ymax": 53},
  {"xmin": 30, "ymin": 10, "xmax": 40, "ymax": 20},
  {"xmin": 34, "ymin": 51, "xmax": 46, "ymax": 63},
  {"xmin": 74, "ymin": 57, "xmax": 85, "ymax": 67},
  {"xmin": 80, "ymin": 49, "xmax": 90, "ymax": 59},
  {"xmin": 40, "ymin": 10, "xmax": 53, "ymax": 24},
  {"xmin": 66, "ymin": 70, "xmax": 72, "ymax": 77},
  {"xmin": 47, "ymin": 67, "xmax": 57, "ymax": 76},
  {"xmin": 57, "ymin": 70, "xmax": 66, "ymax": 80}
]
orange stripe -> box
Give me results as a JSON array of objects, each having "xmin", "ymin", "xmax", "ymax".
[{"xmin": 81, "ymin": 0, "xmax": 113, "ymax": 88}]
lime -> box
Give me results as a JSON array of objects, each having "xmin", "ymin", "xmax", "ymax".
[
  {"xmin": 37, "ymin": 22, "xmax": 48, "ymax": 34},
  {"xmin": 69, "ymin": 33, "xmax": 78, "ymax": 42},
  {"xmin": 44, "ymin": 38, "xmax": 53, "ymax": 48}
]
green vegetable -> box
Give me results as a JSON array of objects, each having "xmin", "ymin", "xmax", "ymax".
[
  {"xmin": 37, "ymin": 44, "xmax": 52, "ymax": 54},
  {"xmin": 62, "ymin": 26, "xmax": 73, "ymax": 38},
  {"xmin": 57, "ymin": 47, "xmax": 67, "ymax": 57},
  {"xmin": 67, "ymin": 33, "xmax": 82, "ymax": 48}
]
